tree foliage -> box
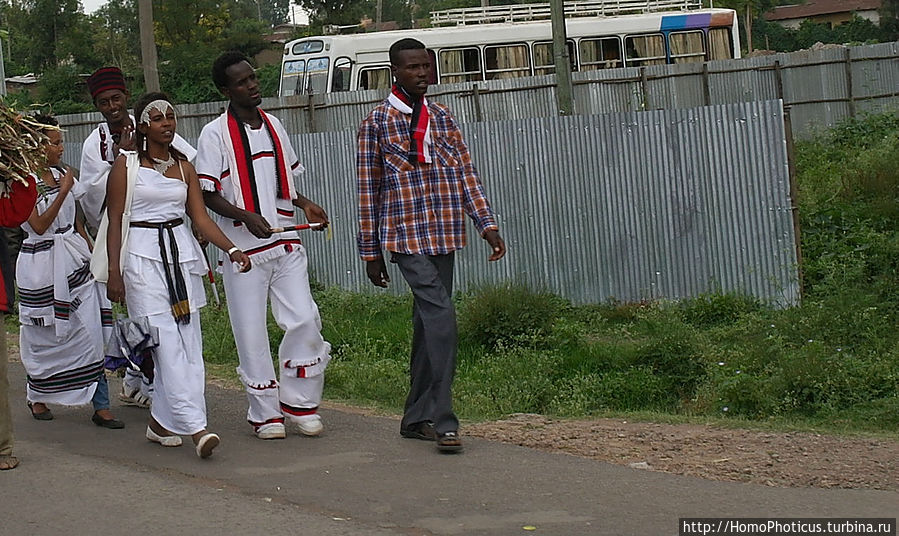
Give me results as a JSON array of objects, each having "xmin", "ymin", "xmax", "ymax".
[
  {"xmin": 880, "ymin": 0, "xmax": 899, "ymax": 40},
  {"xmin": 0, "ymin": 0, "xmax": 283, "ymax": 112},
  {"xmin": 754, "ymin": 15, "xmax": 892, "ymax": 52}
]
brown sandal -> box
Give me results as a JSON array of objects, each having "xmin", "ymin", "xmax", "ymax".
[
  {"xmin": 0, "ymin": 455, "xmax": 19, "ymax": 470},
  {"xmin": 436, "ymin": 431, "xmax": 463, "ymax": 453}
]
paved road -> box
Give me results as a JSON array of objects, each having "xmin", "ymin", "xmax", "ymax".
[{"xmin": 2, "ymin": 361, "xmax": 897, "ymax": 536}]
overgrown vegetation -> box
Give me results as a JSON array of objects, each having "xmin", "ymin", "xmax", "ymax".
[
  {"xmin": 752, "ymin": 15, "xmax": 894, "ymax": 53},
  {"xmin": 199, "ymin": 110, "xmax": 899, "ymax": 435}
]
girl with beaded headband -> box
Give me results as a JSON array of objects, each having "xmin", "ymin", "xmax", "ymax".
[
  {"xmin": 105, "ymin": 92, "xmax": 251, "ymax": 458},
  {"xmin": 16, "ymin": 114, "xmax": 125, "ymax": 429}
]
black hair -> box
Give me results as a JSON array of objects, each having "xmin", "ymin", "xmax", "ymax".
[
  {"xmin": 212, "ymin": 51, "xmax": 250, "ymax": 90},
  {"xmin": 133, "ymin": 91, "xmax": 186, "ymax": 163},
  {"xmin": 32, "ymin": 113, "xmax": 59, "ymax": 138},
  {"xmin": 389, "ymin": 38, "xmax": 426, "ymax": 66}
]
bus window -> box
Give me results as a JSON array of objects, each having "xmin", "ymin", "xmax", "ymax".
[
  {"xmin": 439, "ymin": 47, "xmax": 482, "ymax": 84},
  {"xmin": 332, "ymin": 57, "xmax": 352, "ymax": 92},
  {"xmin": 306, "ymin": 58, "xmax": 330, "ymax": 94},
  {"xmin": 280, "ymin": 59, "xmax": 305, "ymax": 97},
  {"xmin": 533, "ymin": 40, "xmax": 576, "ymax": 75},
  {"xmin": 359, "ymin": 67, "xmax": 392, "ymax": 91},
  {"xmin": 625, "ymin": 34, "xmax": 666, "ymax": 66},
  {"xmin": 292, "ymin": 40, "xmax": 324, "ymax": 55},
  {"xmin": 578, "ymin": 37, "xmax": 622, "ymax": 71},
  {"xmin": 669, "ymin": 30, "xmax": 705, "ymax": 64},
  {"xmin": 708, "ymin": 28, "xmax": 734, "ymax": 60},
  {"xmin": 485, "ymin": 44, "xmax": 531, "ymax": 80}
]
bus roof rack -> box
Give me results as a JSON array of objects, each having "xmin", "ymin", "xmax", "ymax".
[{"xmin": 430, "ymin": 0, "xmax": 704, "ymax": 26}]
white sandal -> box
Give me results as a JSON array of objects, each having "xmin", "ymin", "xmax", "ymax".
[
  {"xmin": 195, "ymin": 433, "xmax": 220, "ymax": 459},
  {"xmin": 146, "ymin": 426, "xmax": 182, "ymax": 447}
]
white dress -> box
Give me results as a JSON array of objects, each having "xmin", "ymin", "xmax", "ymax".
[
  {"xmin": 123, "ymin": 165, "xmax": 208, "ymax": 435},
  {"xmin": 18, "ymin": 169, "xmax": 112, "ymax": 405}
]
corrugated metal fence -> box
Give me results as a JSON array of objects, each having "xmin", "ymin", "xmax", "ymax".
[
  {"xmin": 58, "ymin": 41, "xmax": 899, "ymax": 148},
  {"xmin": 221, "ymin": 100, "xmax": 796, "ymax": 306},
  {"xmin": 59, "ymin": 100, "xmax": 797, "ymax": 306}
]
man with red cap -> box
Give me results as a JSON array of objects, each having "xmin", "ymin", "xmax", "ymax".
[{"xmin": 78, "ymin": 66, "xmax": 196, "ymax": 409}]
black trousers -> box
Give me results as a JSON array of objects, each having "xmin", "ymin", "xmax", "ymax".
[{"xmin": 392, "ymin": 252, "xmax": 459, "ymax": 435}]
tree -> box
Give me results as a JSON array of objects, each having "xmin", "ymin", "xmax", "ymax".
[
  {"xmin": 89, "ymin": 0, "xmax": 141, "ymax": 73},
  {"xmin": 295, "ymin": 0, "xmax": 374, "ymax": 27},
  {"xmin": 880, "ymin": 0, "xmax": 899, "ymax": 41},
  {"xmin": 151, "ymin": 0, "xmax": 271, "ymax": 102},
  {"xmin": 257, "ymin": 0, "xmax": 289, "ymax": 26},
  {"xmin": 0, "ymin": 0, "xmax": 88, "ymax": 72},
  {"xmin": 714, "ymin": 0, "xmax": 776, "ymax": 52}
]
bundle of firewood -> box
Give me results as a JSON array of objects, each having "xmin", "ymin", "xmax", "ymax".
[{"xmin": 0, "ymin": 99, "xmax": 53, "ymax": 186}]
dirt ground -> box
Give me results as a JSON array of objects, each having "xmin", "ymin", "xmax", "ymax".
[{"xmin": 465, "ymin": 413, "xmax": 899, "ymax": 491}]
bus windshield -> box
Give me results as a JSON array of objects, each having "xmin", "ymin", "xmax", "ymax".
[{"xmin": 280, "ymin": 57, "xmax": 331, "ymax": 96}]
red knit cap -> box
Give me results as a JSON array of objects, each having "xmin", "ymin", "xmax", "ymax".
[{"xmin": 86, "ymin": 67, "xmax": 127, "ymax": 100}]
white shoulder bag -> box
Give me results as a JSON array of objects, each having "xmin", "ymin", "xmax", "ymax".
[{"xmin": 91, "ymin": 151, "xmax": 139, "ymax": 283}]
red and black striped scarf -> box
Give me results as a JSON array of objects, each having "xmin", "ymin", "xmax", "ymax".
[
  {"xmin": 225, "ymin": 106, "xmax": 292, "ymax": 214},
  {"xmin": 391, "ymin": 84, "xmax": 429, "ymax": 164}
]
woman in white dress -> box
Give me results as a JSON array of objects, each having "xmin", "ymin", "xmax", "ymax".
[
  {"xmin": 105, "ymin": 93, "xmax": 251, "ymax": 458},
  {"xmin": 18, "ymin": 115, "xmax": 124, "ymax": 428}
]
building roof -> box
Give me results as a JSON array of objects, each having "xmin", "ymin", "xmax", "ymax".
[{"xmin": 765, "ymin": 0, "xmax": 881, "ymax": 21}]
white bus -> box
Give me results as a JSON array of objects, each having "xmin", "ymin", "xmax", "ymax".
[{"xmin": 278, "ymin": 0, "xmax": 741, "ymax": 97}]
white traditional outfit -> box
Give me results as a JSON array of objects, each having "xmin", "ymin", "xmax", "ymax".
[
  {"xmin": 78, "ymin": 116, "xmax": 196, "ymax": 404},
  {"xmin": 122, "ymin": 164, "xmax": 210, "ymax": 436},
  {"xmin": 195, "ymin": 107, "xmax": 330, "ymax": 432},
  {"xmin": 18, "ymin": 169, "xmax": 113, "ymax": 405}
]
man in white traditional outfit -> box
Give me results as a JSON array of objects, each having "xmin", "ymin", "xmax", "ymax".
[
  {"xmin": 78, "ymin": 67, "xmax": 197, "ymax": 410},
  {"xmin": 196, "ymin": 51, "xmax": 331, "ymax": 440}
]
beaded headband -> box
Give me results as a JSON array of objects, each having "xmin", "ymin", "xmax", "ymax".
[{"xmin": 139, "ymin": 99, "xmax": 176, "ymax": 125}]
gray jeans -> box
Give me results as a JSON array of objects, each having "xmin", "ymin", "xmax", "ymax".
[{"xmin": 392, "ymin": 252, "xmax": 459, "ymax": 435}]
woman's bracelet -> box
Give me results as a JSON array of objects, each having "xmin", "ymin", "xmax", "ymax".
[{"xmin": 227, "ymin": 246, "xmax": 240, "ymax": 256}]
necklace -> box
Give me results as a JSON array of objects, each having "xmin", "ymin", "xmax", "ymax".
[{"xmin": 152, "ymin": 153, "xmax": 176, "ymax": 175}]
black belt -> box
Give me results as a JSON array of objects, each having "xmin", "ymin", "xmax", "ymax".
[
  {"xmin": 130, "ymin": 218, "xmax": 184, "ymax": 229},
  {"xmin": 131, "ymin": 217, "xmax": 190, "ymax": 324}
]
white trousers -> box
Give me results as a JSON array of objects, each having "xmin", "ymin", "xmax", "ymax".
[{"xmin": 222, "ymin": 246, "xmax": 330, "ymax": 429}]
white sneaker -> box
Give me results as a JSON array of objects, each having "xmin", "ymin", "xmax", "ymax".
[
  {"xmin": 196, "ymin": 432, "xmax": 220, "ymax": 459},
  {"xmin": 256, "ymin": 422, "xmax": 286, "ymax": 440},
  {"xmin": 294, "ymin": 414, "xmax": 323, "ymax": 436}
]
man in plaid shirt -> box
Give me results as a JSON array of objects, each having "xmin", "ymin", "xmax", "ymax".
[{"xmin": 356, "ymin": 38, "xmax": 506, "ymax": 453}]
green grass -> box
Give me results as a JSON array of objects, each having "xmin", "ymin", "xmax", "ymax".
[{"xmin": 184, "ymin": 110, "xmax": 898, "ymax": 437}]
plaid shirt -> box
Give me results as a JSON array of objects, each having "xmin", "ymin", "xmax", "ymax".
[{"xmin": 356, "ymin": 99, "xmax": 498, "ymax": 261}]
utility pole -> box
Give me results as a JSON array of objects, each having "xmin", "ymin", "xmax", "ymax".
[
  {"xmin": 138, "ymin": 0, "xmax": 160, "ymax": 92},
  {"xmin": 376, "ymin": 0, "xmax": 382, "ymax": 24},
  {"xmin": 0, "ymin": 36, "xmax": 6, "ymax": 97},
  {"xmin": 550, "ymin": 0, "xmax": 573, "ymax": 115}
]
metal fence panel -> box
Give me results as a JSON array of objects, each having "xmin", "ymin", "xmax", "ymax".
[
  {"xmin": 59, "ymin": 98, "xmax": 796, "ymax": 306},
  {"xmin": 289, "ymin": 100, "xmax": 797, "ymax": 306}
]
